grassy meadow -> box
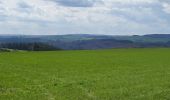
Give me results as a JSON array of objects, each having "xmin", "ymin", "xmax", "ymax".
[{"xmin": 0, "ymin": 48, "xmax": 170, "ymax": 100}]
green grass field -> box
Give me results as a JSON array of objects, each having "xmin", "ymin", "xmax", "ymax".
[{"xmin": 0, "ymin": 48, "xmax": 170, "ymax": 100}]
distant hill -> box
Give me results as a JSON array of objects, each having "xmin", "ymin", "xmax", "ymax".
[
  {"xmin": 52, "ymin": 39, "xmax": 136, "ymax": 50},
  {"xmin": 0, "ymin": 34, "xmax": 170, "ymax": 50},
  {"xmin": 114, "ymin": 34, "xmax": 170, "ymax": 43},
  {"xmin": 144, "ymin": 34, "xmax": 170, "ymax": 38}
]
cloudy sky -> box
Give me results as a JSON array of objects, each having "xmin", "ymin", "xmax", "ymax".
[{"xmin": 0, "ymin": 0, "xmax": 170, "ymax": 35}]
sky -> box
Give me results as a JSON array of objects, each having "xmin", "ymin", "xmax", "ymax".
[{"xmin": 0, "ymin": 0, "xmax": 170, "ymax": 35}]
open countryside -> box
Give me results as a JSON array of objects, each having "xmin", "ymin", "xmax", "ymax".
[{"xmin": 1, "ymin": 48, "xmax": 170, "ymax": 100}]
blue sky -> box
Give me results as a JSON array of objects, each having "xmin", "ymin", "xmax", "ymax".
[{"xmin": 0, "ymin": 0, "xmax": 170, "ymax": 35}]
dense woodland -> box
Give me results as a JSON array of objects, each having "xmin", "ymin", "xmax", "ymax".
[{"xmin": 0, "ymin": 42, "xmax": 61, "ymax": 51}]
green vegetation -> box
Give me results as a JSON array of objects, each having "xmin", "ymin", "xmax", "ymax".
[
  {"xmin": 114, "ymin": 36, "xmax": 170, "ymax": 43},
  {"xmin": 0, "ymin": 48, "xmax": 170, "ymax": 100},
  {"xmin": 0, "ymin": 48, "xmax": 25, "ymax": 52},
  {"xmin": 0, "ymin": 43, "xmax": 60, "ymax": 51}
]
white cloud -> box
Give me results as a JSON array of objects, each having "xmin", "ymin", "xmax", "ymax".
[
  {"xmin": 162, "ymin": 3, "xmax": 170, "ymax": 14},
  {"xmin": 0, "ymin": 0, "xmax": 169, "ymax": 35}
]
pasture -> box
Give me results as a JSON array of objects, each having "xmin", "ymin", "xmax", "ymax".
[{"xmin": 0, "ymin": 48, "xmax": 170, "ymax": 100}]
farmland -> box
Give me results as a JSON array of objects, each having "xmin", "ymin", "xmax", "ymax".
[{"xmin": 0, "ymin": 48, "xmax": 170, "ymax": 100}]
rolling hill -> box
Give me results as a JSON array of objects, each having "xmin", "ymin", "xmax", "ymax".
[{"xmin": 0, "ymin": 34, "xmax": 170, "ymax": 50}]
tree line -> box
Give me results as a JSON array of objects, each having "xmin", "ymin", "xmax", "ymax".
[{"xmin": 0, "ymin": 42, "xmax": 61, "ymax": 51}]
